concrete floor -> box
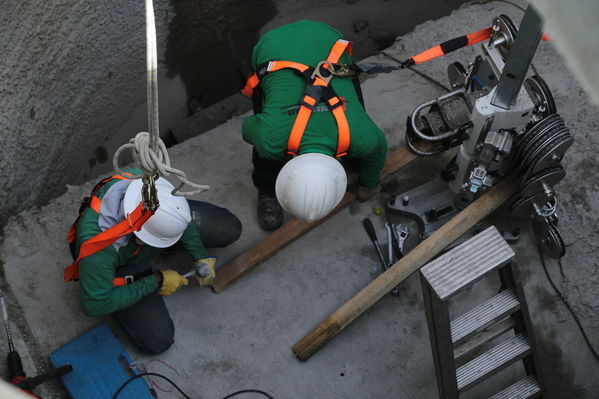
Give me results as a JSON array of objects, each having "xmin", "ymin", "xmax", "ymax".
[{"xmin": 1, "ymin": 2, "xmax": 598, "ymax": 398}]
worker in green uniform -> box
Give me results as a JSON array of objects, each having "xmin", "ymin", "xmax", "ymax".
[
  {"xmin": 68, "ymin": 169, "xmax": 241, "ymax": 354},
  {"xmin": 242, "ymin": 20, "xmax": 388, "ymax": 230}
]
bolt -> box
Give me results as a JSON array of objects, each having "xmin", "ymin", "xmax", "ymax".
[{"xmin": 402, "ymin": 196, "xmax": 410, "ymax": 206}]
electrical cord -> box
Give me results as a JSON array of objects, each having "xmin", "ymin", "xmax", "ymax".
[
  {"xmin": 112, "ymin": 372, "xmax": 274, "ymax": 399},
  {"xmin": 537, "ymin": 245, "xmax": 599, "ymax": 362}
]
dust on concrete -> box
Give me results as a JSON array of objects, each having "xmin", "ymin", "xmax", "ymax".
[{"xmin": 1, "ymin": 1, "xmax": 599, "ymax": 397}]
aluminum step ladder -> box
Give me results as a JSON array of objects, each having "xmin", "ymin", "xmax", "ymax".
[{"xmin": 420, "ymin": 226, "xmax": 544, "ymax": 398}]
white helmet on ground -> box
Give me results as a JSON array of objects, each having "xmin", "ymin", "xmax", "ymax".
[
  {"xmin": 275, "ymin": 153, "xmax": 347, "ymax": 222},
  {"xmin": 123, "ymin": 178, "xmax": 191, "ymax": 248}
]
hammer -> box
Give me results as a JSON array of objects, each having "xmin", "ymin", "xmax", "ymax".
[{"xmin": 182, "ymin": 262, "xmax": 211, "ymax": 279}]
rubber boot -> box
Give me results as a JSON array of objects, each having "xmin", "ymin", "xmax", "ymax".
[{"xmin": 257, "ymin": 195, "xmax": 283, "ymax": 231}]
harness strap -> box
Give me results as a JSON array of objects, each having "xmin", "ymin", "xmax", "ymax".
[
  {"xmin": 242, "ymin": 39, "xmax": 353, "ymax": 158},
  {"xmin": 287, "ymin": 39, "xmax": 351, "ymax": 157},
  {"xmin": 64, "ymin": 203, "xmax": 154, "ymax": 282},
  {"xmin": 112, "ymin": 268, "xmax": 154, "ymax": 287}
]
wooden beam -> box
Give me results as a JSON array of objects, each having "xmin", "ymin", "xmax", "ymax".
[
  {"xmin": 292, "ymin": 179, "xmax": 516, "ymax": 361},
  {"xmin": 212, "ymin": 144, "xmax": 422, "ymax": 293}
]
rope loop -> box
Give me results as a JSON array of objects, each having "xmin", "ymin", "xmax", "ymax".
[{"xmin": 113, "ymin": 132, "xmax": 210, "ymax": 197}]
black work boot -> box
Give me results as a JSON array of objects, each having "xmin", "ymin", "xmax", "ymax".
[{"xmin": 257, "ymin": 195, "xmax": 284, "ymax": 231}]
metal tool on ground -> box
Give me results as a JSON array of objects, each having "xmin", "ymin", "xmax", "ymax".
[
  {"xmin": 1, "ymin": 292, "xmax": 72, "ymax": 397},
  {"xmin": 292, "ymin": 179, "xmax": 515, "ymax": 361},
  {"xmin": 395, "ymin": 223, "xmax": 409, "ymax": 256},
  {"xmin": 363, "ymin": 218, "xmax": 387, "ymax": 272},
  {"xmin": 420, "ymin": 226, "xmax": 543, "ymax": 398},
  {"xmin": 384, "ymin": 223, "xmax": 400, "ymax": 297}
]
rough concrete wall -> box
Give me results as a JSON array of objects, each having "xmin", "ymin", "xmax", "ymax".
[
  {"xmin": 531, "ymin": 0, "xmax": 599, "ymax": 104},
  {"xmin": 0, "ymin": 1, "xmax": 172, "ymax": 224}
]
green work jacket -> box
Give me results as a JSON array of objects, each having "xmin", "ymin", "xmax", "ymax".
[
  {"xmin": 75, "ymin": 169, "xmax": 206, "ymax": 317},
  {"xmin": 242, "ymin": 20, "xmax": 388, "ymax": 188}
]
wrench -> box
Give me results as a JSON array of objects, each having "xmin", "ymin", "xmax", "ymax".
[{"xmin": 395, "ymin": 223, "xmax": 409, "ymax": 257}]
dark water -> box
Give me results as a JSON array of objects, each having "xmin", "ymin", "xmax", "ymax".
[
  {"xmin": 165, "ymin": 0, "xmax": 277, "ymax": 111},
  {"xmin": 109, "ymin": 0, "xmax": 471, "ymax": 151},
  {"xmin": 161, "ymin": 0, "xmax": 471, "ymax": 116}
]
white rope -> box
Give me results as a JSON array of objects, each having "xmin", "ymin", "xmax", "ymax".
[{"xmin": 113, "ymin": 0, "xmax": 209, "ymax": 197}]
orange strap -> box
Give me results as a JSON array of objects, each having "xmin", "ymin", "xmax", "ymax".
[
  {"xmin": 242, "ymin": 73, "xmax": 260, "ymax": 97},
  {"xmin": 287, "ymin": 39, "xmax": 351, "ymax": 157},
  {"xmin": 64, "ymin": 202, "xmax": 154, "ymax": 282},
  {"xmin": 66, "ymin": 173, "xmax": 133, "ymax": 245},
  {"xmin": 410, "ymin": 26, "xmax": 550, "ymax": 66}
]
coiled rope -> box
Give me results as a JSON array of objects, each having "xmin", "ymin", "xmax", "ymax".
[{"xmin": 113, "ymin": 0, "xmax": 209, "ymax": 200}]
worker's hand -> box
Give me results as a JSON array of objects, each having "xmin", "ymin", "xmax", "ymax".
[
  {"xmin": 350, "ymin": 183, "xmax": 381, "ymax": 202},
  {"xmin": 158, "ymin": 270, "xmax": 189, "ymax": 296},
  {"xmin": 194, "ymin": 257, "xmax": 217, "ymax": 286}
]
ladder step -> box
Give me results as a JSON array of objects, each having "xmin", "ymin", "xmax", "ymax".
[
  {"xmin": 455, "ymin": 318, "xmax": 516, "ymax": 364},
  {"xmin": 421, "ymin": 226, "xmax": 515, "ymax": 300},
  {"xmin": 451, "ymin": 288, "xmax": 520, "ymax": 345},
  {"xmin": 489, "ymin": 375, "xmax": 542, "ymax": 399},
  {"xmin": 457, "ymin": 334, "xmax": 531, "ymax": 391}
]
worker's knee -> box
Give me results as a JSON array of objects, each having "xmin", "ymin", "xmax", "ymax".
[
  {"xmin": 132, "ymin": 321, "xmax": 175, "ymax": 355},
  {"xmin": 188, "ymin": 200, "xmax": 243, "ymax": 247}
]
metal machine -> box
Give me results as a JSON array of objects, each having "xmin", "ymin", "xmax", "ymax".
[{"xmin": 388, "ymin": 7, "xmax": 572, "ymax": 258}]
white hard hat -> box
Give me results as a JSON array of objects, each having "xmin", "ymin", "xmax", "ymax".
[
  {"xmin": 275, "ymin": 153, "xmax": 347, "ymax": 222},
  {"xmin": 123, "ymin": 178, "xmax": 191, "ymax": 248}
]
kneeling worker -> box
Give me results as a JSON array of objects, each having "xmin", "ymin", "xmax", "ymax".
[
  {"xmin": 65, "ymin": 169, "xmax": 241, "ymax": 354},
  {"xmin": 242, "ymin": 20, "xmax": 388, "ymax": 230}
]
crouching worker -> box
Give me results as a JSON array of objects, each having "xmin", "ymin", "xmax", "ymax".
[
  {"xmin": 64, "ymin": 169, "xmax": 241, "ymax": 354},
  {"xmin": 242, "ymin": 20, "xmax": 388, "ymax": 231}
]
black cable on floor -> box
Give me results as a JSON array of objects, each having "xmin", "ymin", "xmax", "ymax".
[
  {"xmin": 112, "ymin": 371, "xmax": 274, "ymax": 399},
  {"xmin": 221, "ymin": 389, "xmax": 274, "ymax": 399},
  {"xmin": 537, "ymin": 245, "xmax": 599, "ymax": 362}
]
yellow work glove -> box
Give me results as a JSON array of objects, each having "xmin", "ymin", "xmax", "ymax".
[
  {"xmin": 194, "ymin": 257, "xmax": 217, "ymax": 286},
  {"xmin": 158, "ymin": 270, "xmax": 188, "ymax": 296}
]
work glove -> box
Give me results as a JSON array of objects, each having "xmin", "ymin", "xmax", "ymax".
[
  {"xmin": 194, "ymin": 257, "xmax": 217, "ymax": 286},
  {"xmin": 350, "ymin": 183, "xmax": 381, "ymax": 202},
  {"xmin": 157, "ymin": 270, "xmax": 189, "ymax": 296}
]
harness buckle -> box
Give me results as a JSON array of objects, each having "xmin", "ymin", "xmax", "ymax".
[
  {"xmin": 124, "ymin": 275, "xmax": 135, "ymax": 284},
  {"xmin": 311, "ymin": 61, "xmax": 335, "ymax": 85}
]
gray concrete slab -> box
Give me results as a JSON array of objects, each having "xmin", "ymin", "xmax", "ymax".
[{"xmin": 1, "ymin": 2, "xmax": 598, "ymax": 398}]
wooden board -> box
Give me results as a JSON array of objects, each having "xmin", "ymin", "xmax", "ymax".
[
  {"xmin": 292, "ymin": 180, "xmax": 516, "ymax": 360},
  {"xmin": 212, "ymin": 145, "xmax": 422, "ymax": 292}
]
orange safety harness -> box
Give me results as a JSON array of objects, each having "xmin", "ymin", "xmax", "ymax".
[
  {"xmin": 242, "ymin": 39, "xmax": 354, "ymax": 157},
  {"xmin": 64, "ymin": 173, "xmax": 155, "ymax": 287}
]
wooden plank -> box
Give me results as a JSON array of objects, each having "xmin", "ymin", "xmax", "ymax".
[
  {"xmin": 212, "ymin": 144, "xmax": 422, "ymax": 292},
  {"xmin": 292, "ymin": 180, "xmax": 516, "ymax": 361}
]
